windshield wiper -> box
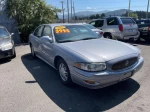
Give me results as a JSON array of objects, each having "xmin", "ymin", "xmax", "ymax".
[
  {"xmin": 79, "ymin": 37, "xmax": 97, "ymax": 40},
  {"xmin": 58, "ymin": 40, "xmax": 76, "ymax": 43}
]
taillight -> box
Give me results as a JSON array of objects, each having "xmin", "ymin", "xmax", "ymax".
[
  {"xmin": 119, "ymin": 24, "xmax": 123, "ymax": 32},
  {"xmin": 100, "ymin": 32, "xmax": 103, "ymax": 35}
]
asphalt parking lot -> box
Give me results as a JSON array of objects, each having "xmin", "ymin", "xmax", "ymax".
[{"xmin": 0, "ymin": 41, "xmax": 150, "ymax": 112}]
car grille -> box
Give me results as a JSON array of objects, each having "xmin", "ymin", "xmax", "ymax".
[{"xmin": 112, "ymin": 57, "xmax": 138, "ymax": 71}]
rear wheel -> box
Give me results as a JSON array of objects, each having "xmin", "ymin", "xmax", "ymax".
[
  {"xmin": 57, "ymin": 59, "xmax": 72, "ymax": 85},
  {"xmin": 104, "ymin": 33, "xmax": 112, "ymax": 39}
]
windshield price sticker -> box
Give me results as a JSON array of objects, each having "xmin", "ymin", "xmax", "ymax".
[{"xmin": 55, "ymin": 26, "xmax": 70, "ymax": 34}]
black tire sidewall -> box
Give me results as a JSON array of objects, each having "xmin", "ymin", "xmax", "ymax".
[
  {"xmin": 104, "ymin": 34, "xmax": 112, "ymax": 39},
  {"xmin": 57, "ymin": 59, "xmax": 72, "ymax": 85},
  {"xmin": 30, "ymin": 44, "xmax": 36, "ymax": 57}
]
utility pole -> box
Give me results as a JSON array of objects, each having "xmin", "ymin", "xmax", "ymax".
[
  {"xmin": 67, "ymin": 0, "xmax": 69, "ymax": 23},
  {"xmin": 70, "ymin": 0, "xmax": 72, "ymax": 22},
  {"xmin": 73, "ymin": 1, "xmax": 76, "ymax": 22},
  {"xmin": 128, "ymin": 0, "xmax": 131, "ymax": 17},
  {"xmin": 146, "ymin": 0, "xmax": 150, "ymax": 18},
  {"xmin": 61, "ymin": 1, "xmax": 65, "ymax": 23}
]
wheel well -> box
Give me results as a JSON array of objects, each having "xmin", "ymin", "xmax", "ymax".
[{"xmin": 54, "ymin": 56, "xmax": 64, "ymax": 69}]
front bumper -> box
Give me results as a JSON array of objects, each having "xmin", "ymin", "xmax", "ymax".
[
  {"xmin": 0, "ymin": 47, "xmax": 14, "ymax": 59},
  {"xmin": 70, "ymin": 57, "xmax": 144, "ymax": 89}
]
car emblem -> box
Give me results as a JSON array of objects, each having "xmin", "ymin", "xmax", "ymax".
[{"xmin": 125, "ymin": 60, "xmax": 129, "ymax": 66}]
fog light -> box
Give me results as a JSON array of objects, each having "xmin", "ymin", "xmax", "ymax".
[{"xmin": 83, "ymin": 80, "xmax": 95, "ymax": 84}]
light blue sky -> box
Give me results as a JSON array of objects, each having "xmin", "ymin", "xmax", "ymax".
[{"xmin": 46, "ymin": 0, "xmax": 149, "ymax": 12}]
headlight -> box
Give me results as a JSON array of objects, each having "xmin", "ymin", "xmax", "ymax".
[
  {"xmin": 74, "ymin": 62, "xmax": 106, "ymax": 72},
  {"xmin": 0, "ymin": 43, "xmax": 13, "ymax": 51}
]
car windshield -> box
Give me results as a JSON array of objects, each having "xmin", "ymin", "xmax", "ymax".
[
  {"xmin": 0, "ymin": 28, "xmax": 9, "ymax": 38},
  {"xmin": 84, "ymin": 24, "xmax": 96, "ymax": 29},
  {"xmin": 54, "ymin": 25, "xmax": 99, "ymax": 43}
]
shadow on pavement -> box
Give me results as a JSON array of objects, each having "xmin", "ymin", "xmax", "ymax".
[
  {"xmin": 0, "ymin": 59, "xmax": 11, "ymax": 64},
  {"xmin": 21, "ymin": 54, "xmax": 140, "ymax": 112}
]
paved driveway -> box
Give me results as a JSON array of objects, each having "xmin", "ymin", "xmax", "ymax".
[{"xmin": 0, "ymin": 41, "xmax": 150, "ymax": 112}]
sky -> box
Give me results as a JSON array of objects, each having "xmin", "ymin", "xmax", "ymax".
[{"xmin": 46, "ymin": 0, "xmax": 149, "ymax": 13}]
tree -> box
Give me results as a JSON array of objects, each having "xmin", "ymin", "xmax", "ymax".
[
  {"xmin": 101, "ymin": 13, "xmax": 105, "ymax": 18},
  {"xmin": 5, "ymin": 0, "xmax": 60, "ymax": 43},
  {"xmin": 95, "ymin": 14, "xmax": 100, "ymax": 19},
  {"xmin": 129, "ymin": 12, "xmax": 138, "ymax": 19}
]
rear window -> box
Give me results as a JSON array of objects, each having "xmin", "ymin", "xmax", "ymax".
[
  {"xmin": 121, "ymin": 18, "xmax": 135, "ymax": 24},
  {"xmin": 0, "ymin": 28, "xmax": 9, "ymax": 38},
  {"xmin": 107, "ymin": 18, "xmax": 119, "ymax": 25}
]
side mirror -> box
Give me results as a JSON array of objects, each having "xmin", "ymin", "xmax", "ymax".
[
  {"xmin": 10, "ymin": 33, "xmax": 14, "ymax": 36},
  {"xmin": 41, "ymin": 36, "xmax": 53, "ymax": 43}
]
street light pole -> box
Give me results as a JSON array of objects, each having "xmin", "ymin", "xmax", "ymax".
[
  {"xmin": 128, "ymin": 0, "xmax": 131, "ymax": 17},
  {"xmin": 146, "ymin": 0, "xmax": 150, "ymax": 18}
]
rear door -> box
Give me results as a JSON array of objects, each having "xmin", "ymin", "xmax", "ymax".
[
  {"xmin": 32, "ymin": 25, "xmax": 44, "ymax": 56},
  {"xmin": 121, "ymin": 18, "xmax": 138, "ymax": 37},
  {"xmin": 106, "ymin": 17, "xmax": 119, "ymax": 32}
]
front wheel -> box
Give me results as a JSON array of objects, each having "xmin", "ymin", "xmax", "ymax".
[
  {"xmin": 30, "ymin": 44, "xmax": 36, "ymax": 57},
  {"xmin": 57, "ymin": 59, "xmax": 72, "ymax": 85}
]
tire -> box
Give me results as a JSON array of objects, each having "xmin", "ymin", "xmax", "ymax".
[
  {"xmin": 57, "ymin": 59, "xmax": 72, "ymax": 85},
  {"xmin": 10, "ymin": 48, "xmax": 16, "ymax": 59},
  {"xmin": 30, "ymin": 44, "xmax": 36, "ymax": 57},
  {"xmin": 104, "ymin": 33, "xmax": 112, "ymax": 39}
]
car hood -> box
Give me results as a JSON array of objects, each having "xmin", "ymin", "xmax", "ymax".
[
  {"xmin": 0, "ymin": 37, "xmax": 11, "ymax": 46},
  {"xmin": 60, "ymin": 38, "xmax": 139, "ymax": 62}
]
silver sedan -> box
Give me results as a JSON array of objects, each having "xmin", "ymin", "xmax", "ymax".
[{"xmin": 29, "ymin": 23, "xmax": 144, "ymax": 89}]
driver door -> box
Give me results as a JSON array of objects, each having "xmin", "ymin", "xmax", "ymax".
[{"xmin": 40, "ymin": 25, "xmax": 55, "ymax": 65}]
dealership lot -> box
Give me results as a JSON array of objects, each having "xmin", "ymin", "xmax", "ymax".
[{"xmin": 0, "ymin": 41, "xmax": 150, "ymax": 112}]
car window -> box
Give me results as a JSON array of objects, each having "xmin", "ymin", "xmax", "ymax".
[
  {"xmin": 0, "ymin": 28, "xmax": 9, "ymax": 38},
  {"xmin": 84, "ymin": 24, "xmax": 96, "ymax": 29},
  {"xmin": 136, "ymin": 20, "xmax": 150, "ymax": 25},
  {"xmin": 95, "ymin": 20, "xmax": 104, "ymax": 27},
  {"xmin": 107, "ymin": 18, "xmax": 118, "ymax": 25},
  {"xmin": 34, "ymin": 26, "xmax": 44, "ymax": 38},
  {"xmin": 54, "ymin": 25, "xmax": 99, "ymax": 43},
  {"xmin": 121, "ymin": 18, "xmax": 135, "ymax": 24},
  {"xmin": 42, "ymin": 26, "xmax": 52, "ymax": 37},
  {"xmin": 90, "ymin": 21, "xmax": 96, "ymax": 26}
]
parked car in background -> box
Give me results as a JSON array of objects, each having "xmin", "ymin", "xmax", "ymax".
[
  {"xmin": 81, "ymin": 23, "xmax": 103, "ymax": 38},
  {"xmin": 136, "ymin": 19, "xmax": 150, "ymax": 41},
  {"xmin": 29, "ymin": 23, "xmax": 143, "ymax": 89},
  {"xmin": 0, "ymin": 26, "xmax": 16, "ymax": 60},
  {"xmin": 89, "ymin": 17, "xmax": 140, "ymax": 41}
]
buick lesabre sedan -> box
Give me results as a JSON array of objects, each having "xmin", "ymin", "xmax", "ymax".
[
  {"xmin": 0, "ymin": 26, "xmax": 16, "ymax": 60},
  {"xmin": 29, "ymin": 23, "xmax": 144, "ymax": 89}
]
